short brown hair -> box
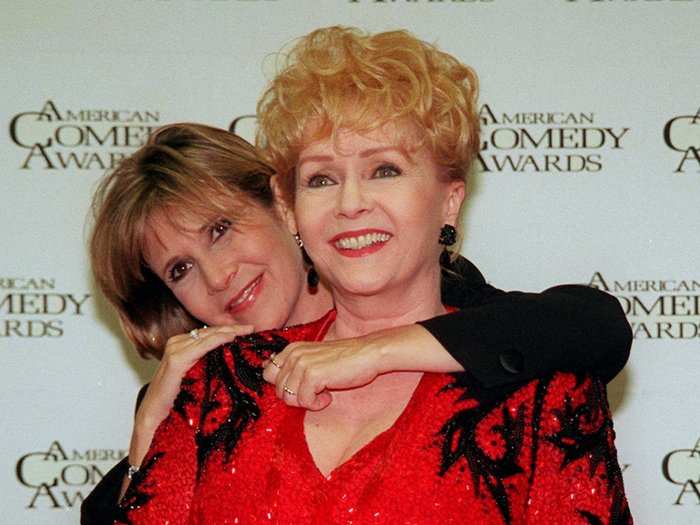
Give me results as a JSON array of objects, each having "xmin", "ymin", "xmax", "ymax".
[
  {"xmin": 256, "ymin": 26, "xmax": 480, "ymax": 197},
  {"xmin": 89, "ymin": 123, "xmax": 276, "ymax": 358}
]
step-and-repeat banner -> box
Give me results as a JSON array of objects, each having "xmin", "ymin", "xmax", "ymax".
[{"xmin": 2, "ymin": 1, "xmax": 698, "ymax": 523}]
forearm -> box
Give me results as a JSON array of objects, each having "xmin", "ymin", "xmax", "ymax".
[
  {"xmin": 81, "ymin": 385, "xmax": 153, "ymax": 522},
  {"xmin": 423, "ymin": 284, "xmax": 632, "ymax": 388},
  {"xmin": 369, "ymin": 324, "xmax": 465, "ymax": 374},
  {"xmin": 117, "ymin": 411, "xmax": 197, "ymax": 523},
  {"xmin": 117, "ymin": 422, "xmax": 159, "ymax": 501}
]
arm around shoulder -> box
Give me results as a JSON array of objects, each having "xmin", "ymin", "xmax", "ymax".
[{"xmin": 424, "ymin": 272, "xmax": 632, "ymax": 388}]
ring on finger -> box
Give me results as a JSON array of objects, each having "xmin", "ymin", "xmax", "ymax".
[
  {"xmin": 283, "ymin": 385, "xmax": 296, "ymax": 396},
  {"xmin": 270, "ymin": 355, "xmax": 282, "ymax": 369},
  {"xmin": 189, "ymin": 328, "xmax": 200, "ymax": 340}
]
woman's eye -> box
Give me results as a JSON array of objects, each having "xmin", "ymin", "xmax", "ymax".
[
  {"xmin": 307, "ymin": 174, "xmax": 336, "ymax": 188},
  {"xmin": 373, "ymin": 164, "xmax": 402, "ymax": 179},
  {"xmin": 210, "ymin": 219, "xmax": 232, "ymax": 242},
  {"xmin": 169, "ymin": 261, "xmax": 192, "ymax": 282}
]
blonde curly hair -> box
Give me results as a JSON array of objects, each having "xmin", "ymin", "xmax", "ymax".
[{"xmin": 256, "ymin": 26, "xmax": 480, "ymax": 198}]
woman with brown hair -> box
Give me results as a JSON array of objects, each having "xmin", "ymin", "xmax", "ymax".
[
  {"xmin": 83, "ymin": 121, "xmax": 628, "ymax": 523},
  {"xmin": 112, "ymin": 28, "xmax": 631, "ymax": 524}
]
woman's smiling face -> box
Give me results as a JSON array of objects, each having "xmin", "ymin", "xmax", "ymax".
[
  {"xmin": 142, "ymin": 201, "xmax": 305, "ymax": 331},
  {"xmin": 293, "ymin": 123, "xmax": 464, "ymax": 301}
]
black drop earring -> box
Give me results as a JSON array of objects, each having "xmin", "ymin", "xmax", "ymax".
[
  {"xmin": 439, "ymin": 224, "xmax": 457, "ymax": 246},
  {"xmin": 294, "ymin": 233, "xmax": 319, "ymax": 289},
  {"xmin": 438, "ymin": 224, "xmax": 457, "ymax": 266}
]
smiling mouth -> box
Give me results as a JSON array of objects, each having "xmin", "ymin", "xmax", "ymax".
[
  {"xmin": 330, "ymin": 230, "xmax": 393, "ymax": 257},
  {"xmin": 226, "ymin": 274, "xmax": 263, "ymax": 314}
]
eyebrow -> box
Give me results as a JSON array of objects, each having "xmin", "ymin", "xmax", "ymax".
[
  {"xmin": 149, "ymin": 219, "xmax": 210, "ymax": 278},
  {"xmin": 297, "ymin": 146, "xmax": 408, "ymax": 169},
  {"xmin": 359, "ymin": 146, "xmax": 408, "ymax": 159},
  {"xmin": 151, "ymin": 243, "xmax": 178, "ymax": 280}
]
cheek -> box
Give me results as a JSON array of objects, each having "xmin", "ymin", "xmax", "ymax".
[
  {"xmin": 393, "ymin": 186, "xmax": 444, "ymax": 234},
  {"xmin": 264, "ymin": 226, "xmax": 304, "ymax": 278},
  {"xmin": 294, "ymin": 199, "xmax": 326, "ymax": 242},
  {"xmin": 172, "ymin": 284, "xmax": 206, "ymax": 317}
]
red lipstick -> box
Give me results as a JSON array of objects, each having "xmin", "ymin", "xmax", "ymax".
[
  {"xmin": 226, "ymin": 274, "xmax": 263, "ymax": 314},
  {"xmin": 329, "ymin": 229, "xmax": 393, "ymax": 258}
]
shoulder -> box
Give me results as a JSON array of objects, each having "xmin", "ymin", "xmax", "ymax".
[
  {"xmin": 440, "ymin": 256, "xmax": 503, "ymax": 308},
  {"xmin": 434, "ymin": 371, "xmax": 609, "ymax": 441}
]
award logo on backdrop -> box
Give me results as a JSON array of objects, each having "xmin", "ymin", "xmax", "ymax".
[
  {"xmin": 0, "ymin": 277, "xmax": 90, "ymax": 338},
  {"xmin": 663, "ymin": 109, "xmax": 700, "ymax": 173},
  {"xmin": 8, "ymin": 100, "xmax": 161, "ymax": 171},
  {"xmin": 348, "ymin": 0, "xmax": 495, "ymax": 4},
  {"xmin": 661, "ymin": 438, "xmax": 700, "ymax": 506},
  {"xmin": 15, "ymin": 441, "xmax": 126, "ymax": 510},
  {"xmin": 588, "ymin": 272, "xmax": 700, "ymax": 340},
  {"xmin": 565, "ymin": 0, "xmax": 698, "ymax": 3},
  {"xmin": 478, "ymin": 104, "xmax": 629, "ymax": 173}
]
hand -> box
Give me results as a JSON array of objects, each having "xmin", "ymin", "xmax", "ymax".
[
  {"xmin": 129, "ymin": 324, "xmax": 254, "ymax": 467},
  {"xmin": 261, "ymin": 324, "xmax": 464, "ymax": 411},
  {"xmin": 262, "ymin": 336, "xmax": 382, "ymax": 411}
]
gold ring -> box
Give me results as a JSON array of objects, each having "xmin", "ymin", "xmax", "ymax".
[
  {"xmin": 270, "ymin": 356, "xmax": 282, "ymax": 369},
  {"xmin": 283, "ymin": 385, "xmax": 296, "ymax": 396}
]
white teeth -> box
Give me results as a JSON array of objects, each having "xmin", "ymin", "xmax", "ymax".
[
  {"xmin": 228, "ymin": 277, "xmax": 259, "ymax": 310},
  {"xmin": 335, "ymin": 232, "xmax": 391, "ymax": 250}
]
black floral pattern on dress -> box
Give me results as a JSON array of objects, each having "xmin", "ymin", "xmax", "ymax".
[
  {"xmin": 175, "ymin": 332, "xmax": 291, "ymax": 477},
  {"xmin": 439, "ymin": 376, "xmax": 526, "ymax": 525},
  {"xmin": 546, "ymin": 379, "xmax": 622, "ymax": 491},
  {"xmin": 578, "ymin": 489, "xmax": 633, "ymax": 525}
]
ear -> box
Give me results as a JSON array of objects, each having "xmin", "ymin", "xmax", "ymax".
[
  {"xmin": 270, "ymin": 175, "xmax": 298, "ymax": 235},
  {"xmin": 443, "ymin": 179, "xmax": 466, "ymax": 226}
]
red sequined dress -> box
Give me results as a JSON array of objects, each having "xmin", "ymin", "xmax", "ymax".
[{"xmin": 116, "ymin": 310, "xmax": 631, "ymax": 524}]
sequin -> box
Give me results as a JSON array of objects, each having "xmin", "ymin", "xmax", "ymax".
[{"xmin": 117, "ymin": 311, "xmax": 632, "ymax": 524}]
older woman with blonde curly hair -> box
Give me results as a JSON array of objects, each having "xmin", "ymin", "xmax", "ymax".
[{"xmin": 115, "ymin": 27, "xmax": 631, "ymax": 524}]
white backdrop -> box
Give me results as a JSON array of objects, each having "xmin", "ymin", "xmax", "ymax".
[{"xmin": 2, "ymin": 1, "xmax": 699, "ymax": 523}]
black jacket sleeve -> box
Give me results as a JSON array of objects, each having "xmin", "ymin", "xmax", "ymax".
[
  {"xmin": 422, "ymin": 256, "xmax": 632, "ymax": 388},
  {"xmin": 81, "ymin": 385, "xmax": 149, "ymax": 525}
]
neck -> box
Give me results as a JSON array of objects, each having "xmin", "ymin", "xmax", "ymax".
[
  {"xmin": 327, "ymin": 264, "xmax": 445, "ymax": 340},
  {"xmin": 286, "ymin": 279, "xmax": 334, "ymax": 327}
]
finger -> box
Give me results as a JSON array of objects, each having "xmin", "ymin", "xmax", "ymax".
[
  {"xmin": 193, "ymin": 325, "xmax": 255, "ymax": 348},
  {"xmin": 296, "ymin": 365, "xmax": 332, "ymax": 410},
  {"xmin": 197, "ymin": 324, "xmax": 255, "ymax": 341},
  {"xmin": 219, "ymin": 324, "xmax": 255, "ymax": 335},
  {"xmin": 296, "ymin": 366, "xmax": 320, "ymax": 409},
  {"xmin": 270, "ymin": 343, "xmax": 298, "ymax": 370},
  {"xmin": 166, "ymin": 329, "xmax": 247, "ymax": 369},
  {"xmin": 275, "ymin": 353, "xmax": 300, "ymax": 401},
  {"xmin": 282, "ymin": 384, "xmax": 299, "ymax": 407},
  {"xmin": 275, "ymin": 365, "xmax": 290, "ymax": 400},
  {"xmin": 274, "ymin": 348, "xmax": 301, "ymax": 399},
  {"xmin": 309, "ymin": 391, "xmax": 333, "ymax": 411},
  {"xmin": 192, "ymin": 330, "xmax": 243, "ymax": 351},
  {"xmin": 262, "ymin": 356, "xmax": 281, "ymax": 385},
  {"xmin": 284, "ymin": 353, "xmax": 321, "ymax": 408}
]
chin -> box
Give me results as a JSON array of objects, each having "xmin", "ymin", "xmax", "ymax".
[
  {"xmin": 334, "ymin": 275, "xmax": 393, "ymax": 297},
  {"xmin": 249, "ymin": 308, "xmax": 285, "ymax": 332}
]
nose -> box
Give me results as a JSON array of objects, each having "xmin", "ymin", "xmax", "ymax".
[
  {"xmin": 336, "ymin": 177, "xmax": 371, "ymax": 219},
  {"xmin": 200, "ymin": 258, "xmax": 236, "ymax": 295}
]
